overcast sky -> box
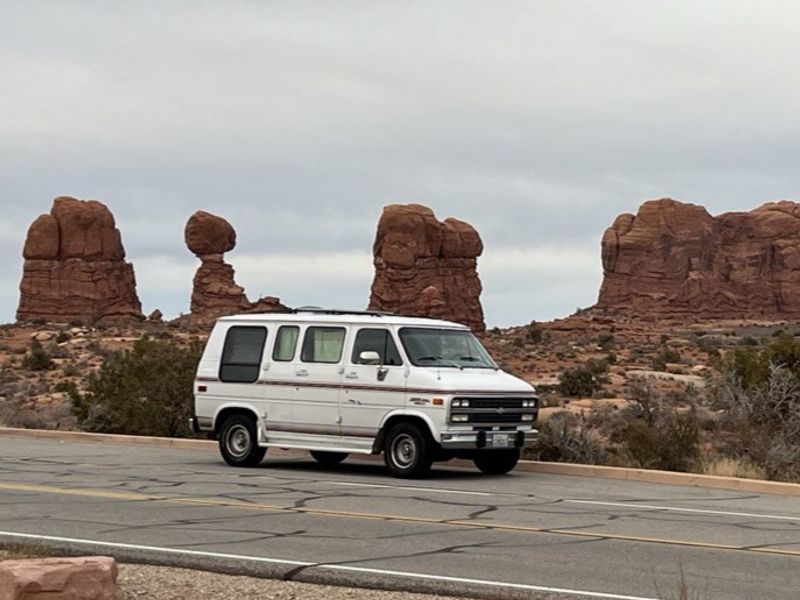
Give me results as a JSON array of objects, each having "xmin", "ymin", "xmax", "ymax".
[{"xmin": 2, "ymin": 1, "xmax": 800, "ymax": 327}]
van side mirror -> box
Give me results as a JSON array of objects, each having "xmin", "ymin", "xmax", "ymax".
[{"xmin": 359, "ymin": 351, "xmax": 381, "ymax": 365}]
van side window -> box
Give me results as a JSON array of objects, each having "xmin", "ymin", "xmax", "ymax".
[
  {"xmin": 273, "ymin": 326, "xmax": 299, "ymax": 361},
  {"xmin": 301, "ymin": 327, "xmax": 346, "ymax": 364},
  {"xmin": 352, "ymin": 329, "xmax": 403, "ymax": 365},
  {"xmin": 219, "ymin": 326, "xmax": 267, "ymax": 383}
]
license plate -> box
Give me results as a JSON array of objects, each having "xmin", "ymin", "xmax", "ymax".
[{"xmin": 492, "ymin": 434, "xmax": 512, "ymax": 448}]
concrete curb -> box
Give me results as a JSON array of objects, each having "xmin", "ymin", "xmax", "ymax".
[{"xmin": 2, "ymin": 427, "xmax": 799, "ymax": 496}]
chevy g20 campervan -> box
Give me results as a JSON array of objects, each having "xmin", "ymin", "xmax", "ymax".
[{"xmin": 191, "ymin": 308, "xmax": 539, "ymax": 478}]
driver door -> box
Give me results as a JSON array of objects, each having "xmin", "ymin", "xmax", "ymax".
[{"xmin": 340, "ymin": 328, "xmax": 407, "ymax": 442}]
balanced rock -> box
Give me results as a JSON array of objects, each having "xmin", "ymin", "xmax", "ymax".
[
  {"xmin": 185, "ymin": 211, "xmax": 286, "ymax": 320},
  {"xmin": 17, "ymin": 197, "xmax": 143, "ymax": 323},
  {"xmin": 597, "ymin": 197, "xmax": 800, "ymax": 315},
  {"xmin": 368, "ymin": 204, "xmax": 485, "ymax": 331}
]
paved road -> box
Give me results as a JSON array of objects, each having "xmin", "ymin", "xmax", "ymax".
[{"xmin": 1, "ymin": 435, "xmax": 799, "ymax": 599}]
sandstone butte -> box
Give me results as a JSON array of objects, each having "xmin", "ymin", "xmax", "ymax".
[
  {"xmin": 368, "ymin": 203, "xmax": 486, "ymax": 332},
  {"xmin": 184, "ymin": 210, "xmax": 286, "ymax": 320},
  {"xmin": 597, "ymin": 197, "xmax": 800, "ymax": 316},
  {"xmin": 17, "ymin": 197, "xmax": 143, "ymax": 323}
]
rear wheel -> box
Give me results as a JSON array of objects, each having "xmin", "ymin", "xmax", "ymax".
[
  {"xmin": 310, "ymin": 451, "xmax": 349, "ymax": 467},
  {"xmin": 219, "ymin": 414, "xmax": 266, "ymax": 467},
  {"xmin": 473, "ymin": 449, "xmax": 520, "ymax": 475},
  {"xmin": 383, "ymin": 422, "xmax": 433, "ymax": 478}
]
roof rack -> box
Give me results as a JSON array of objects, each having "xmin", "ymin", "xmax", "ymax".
[{"xmin": 291, "ymin": 306, "xmax": 396, "ymax": 317}]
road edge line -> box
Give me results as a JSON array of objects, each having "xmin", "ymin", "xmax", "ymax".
[{"xmin": 0, "ymin": 530, "xmax": 658, "ymax": 600}]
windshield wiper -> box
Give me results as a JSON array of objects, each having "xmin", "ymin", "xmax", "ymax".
[
  {"xmin": 416, "ymin": 356, "xmax": 462, "ymax": 369},
  {"xmin": 456, "ymin": 356, "xmax": 494, "ymax": 369}
]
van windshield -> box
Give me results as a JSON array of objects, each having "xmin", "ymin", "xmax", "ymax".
[{"xmin": 399, "ymin": 328, "xmax": 496, "ymax": 369}]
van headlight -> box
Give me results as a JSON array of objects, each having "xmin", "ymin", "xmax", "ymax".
[
  {"xmin": 522, "ymin": 399, "xmax": 537, "ymax": 408},
  {"xmin": 452, "ymin": 399, "xmax": 470, "ymax": 408},
  {"xmin": 451, "ymin": 414, "xmax": 469, "ymax": 423}
]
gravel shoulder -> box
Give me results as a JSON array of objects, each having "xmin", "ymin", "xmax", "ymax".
[{"xmin": 0, "ymin": 549, "xmax": 462, "ymax": 600}]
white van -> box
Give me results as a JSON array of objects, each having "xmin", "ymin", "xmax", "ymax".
[{"xmin": 191, "ymin": 308, "xmax": 538, "ymax": 478}]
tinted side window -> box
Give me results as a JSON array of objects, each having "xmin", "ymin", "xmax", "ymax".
[
  {"xmin": 301, "ymin": 327, "xmax": 346, "ymax": 364},
  {"xmin": 352, "ymin": 329, "xmax": 403, "ymax": 366},
  {"xmin": 273, "ymin": 326, "xmax": 299, "ymax": 361},
  {"xmin": 220, "ymin": 326, "xmax": 267, "ymax": 383}
]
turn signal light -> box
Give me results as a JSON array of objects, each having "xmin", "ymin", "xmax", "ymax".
[{"xmin": 197, "ymin": 385, "xmax": 207, "ymax": 392}]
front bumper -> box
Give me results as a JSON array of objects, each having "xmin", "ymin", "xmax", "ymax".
[{"xmin": 440, "ymin": 429, "xmax": 538, "ymax": 450}]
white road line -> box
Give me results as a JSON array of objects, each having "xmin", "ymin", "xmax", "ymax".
[
  {"xmin": 0, "ymin": 530, "xmax": 657, "ymax": 600},
  {"xmin": 319, "ymin": 480, "xmax": 492, "ymax": 496},
  {"xmin": 566, "ymin": 500, "xmax": 800, "ymax": 522}
]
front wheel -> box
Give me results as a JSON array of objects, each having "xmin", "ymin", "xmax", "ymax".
[
  {"xmin": 473, "ymin": 449, "xmax": 520, "ymax": 475},
  {"xmin": 310, "ymin": 451, "xmax": 349, "ymax": 467},
  {"xmin": 219, "ymin": 414, "xmax": 266, "ymax": 467},
  {"xmin": 383, "ymin": 423, "xmax": 433, "ymax": 478}
]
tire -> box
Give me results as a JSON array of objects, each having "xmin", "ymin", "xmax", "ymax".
[
  {"xmin": 218, "ymin": 414, "xmax": 266, "ymax": 467},
  {"xmin": 473, "ymin": 449, "xmax": 520, "ymax": 475},
  {"xmin": 383, "ymin": 422, "xmax": 433, "ymax": 478},
  {"xmin": 310, "ymin": 451, "xmax": 349, "ymax": 467}
]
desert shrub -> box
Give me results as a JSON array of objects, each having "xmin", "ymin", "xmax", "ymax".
[
  {"xmin": 711, "ymin": 365, "xmax": 800, "ymax": 481},
  {"xmin": 738, "ymin": 336, "xmax": 758, "ymax": 347},
  {"xmin": 611, "ymin": 378, "xmax": 700, "ymax": 472},
  {"xmin": 558, "ymin": 359, "xmax": 609, "ymax": 397},
  {"xmin": 45, "ymin": 341, "xmax": 71, "ymax": 359},
  {"xmin": 55, "ymin": 331, "xmax": 71, "ymax": 344},
  {"xmin": 526, "ymin": 321, "xmax": 544, "ymax": 343},
  {"xmin": 718, "ymin": 333, "xmax": 800, "ymax": 390},
  {"xmin": 62, "ymin": 363, "xmax": 80, "ymax": 377},
  {"xmin": 71, "ymin": 337, "xmax": 203, "ymax": 437},
  {"xmin": 22, "ymin": 340, "xmax": 53, "ymax": 371},
  {"xmin": 527, "ymin": 412, "xmax": 607, "ymax": 464},
  {"xmin": 651, "ymin": 348, "xmax": 681, "ymax": 371},
  {"xmin": 597, "ymin": 332, "xmax": 615, "ymax": 351}
]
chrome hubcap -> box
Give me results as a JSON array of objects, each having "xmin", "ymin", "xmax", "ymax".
[
  {"xmin": 226, "ymin": 425, "xmax": 251, "ymax": 458},
  {"xmin": 391, "ymin": 433, "xmax": 417, "ymax": 468}
]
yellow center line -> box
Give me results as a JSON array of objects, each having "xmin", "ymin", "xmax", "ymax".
[{"xmin": 1, "ymin": 481, "xmax": 798, "ymax": 558}]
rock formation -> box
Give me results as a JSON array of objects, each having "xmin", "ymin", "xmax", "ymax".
[
  {"xmin": 0, "ymin": 556, "xmax": 120, "ymax": 600},
  {"xmin": 597, "ymin": 197, "xmax": 800, "ymax": 316},
  {"xmin": 368, "ymin": 204, "xmax": 485, "ymax": 332},
  {"xmin": 17, "ymin": 197, "xmax": 143, "ymax": 322},
  {"xmin": 185, "ymin": 210, "xmax": 286, "ymax": 320}
]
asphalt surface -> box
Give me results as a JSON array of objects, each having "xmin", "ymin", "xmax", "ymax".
[{"xmin": 1, "ymin": 435, "xmax": 799, "ymax": 599}]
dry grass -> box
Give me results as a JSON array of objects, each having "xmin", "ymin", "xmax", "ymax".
[{"xmin": 701, "ymin": 456, "xmax": 767, "ymax": 480}]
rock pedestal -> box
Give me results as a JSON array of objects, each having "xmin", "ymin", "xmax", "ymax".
[
  {"xmin": 368, "ymin": 204, "xmax": 485, "ymax": 332},
  {"xmin": 185, "ymin": 210, "xmax": 286, "ymax": 320},
  {"xmin": 16, "ymin": 197, "xmax": 143, "ymax": 323},
  {"xmin": 597, "ymin": 198, "xmax": 800, "ymax": 315}
]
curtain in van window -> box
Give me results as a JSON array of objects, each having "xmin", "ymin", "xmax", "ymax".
[
  {"xmin": 302, "ymin": 327, "xmax": 345, "ymax": 363},
  {"xmin": 273, "ymin": 326, "xmax": 299, "ymax": 361}
]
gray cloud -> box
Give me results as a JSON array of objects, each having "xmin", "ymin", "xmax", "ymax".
[{"xmin": 2, "ymin": 1, "xmax": 800, "ymax": 326}]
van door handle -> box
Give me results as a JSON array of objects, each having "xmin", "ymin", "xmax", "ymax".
[
  {"xmin": 345, "ymin": 372, "xmax": 358, "ymax": 379},
  {"xmin": 295, "ymin": 369, "xmax": 309, "ymax": 377}
]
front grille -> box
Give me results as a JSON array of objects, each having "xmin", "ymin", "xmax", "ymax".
[
  {"xmin": 469, "ymin": 412, "xmax": 525, "ymax": 424},
  {"xmin": 456, "ymin": 397, "xmax": 523, "ymax": 409},
  {"xmin": 452, "ymin": 396, "xmax": 537, "ymax": 409},
  {"xmin": 450, "ymin": 396, "xmax": 538, "ymax": 425}
]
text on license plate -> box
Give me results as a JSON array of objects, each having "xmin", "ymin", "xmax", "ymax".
[{"xmin": 491, "ymin": 434, "xmax": 512, "ymax": 448}]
